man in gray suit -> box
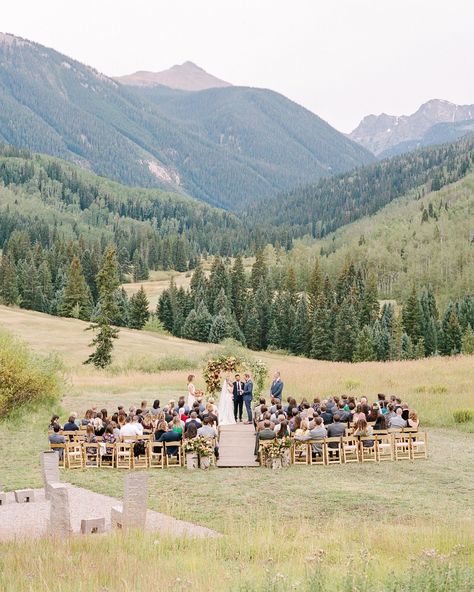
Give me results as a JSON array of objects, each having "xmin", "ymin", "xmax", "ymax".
[
  {"xmin": 308, "ymin": 417, "xmax": 327, "ymax": 457},
  {"xmin": 243, "ymin": 373, "xmax": 253, "ymax": 424},
  {"xmin": 254, "ymin": 420, "xmax": 275, "ymax": 455},
  {"xmin": 326, "ymin": 414, "xmax": 346, "ymax": 449}
]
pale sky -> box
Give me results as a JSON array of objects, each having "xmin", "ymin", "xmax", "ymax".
[{"xmin": 2, "ymin": 0, "xmax": 473, "ymax": 132}]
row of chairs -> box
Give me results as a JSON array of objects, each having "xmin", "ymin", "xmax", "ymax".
[
  {"xmin": 259, "ymin": 432, "xmax": 428, "ymax": 466},
  {"xmin": 50, "ymin": 440, "xmax": 184, "ymax": 469}
]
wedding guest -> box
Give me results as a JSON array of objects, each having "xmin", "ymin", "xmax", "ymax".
[
  {"xmin": 320, "ymin": 405, "xmax": 333, "ymax": 425},
  {"xmin": 275, "ymin": 419, "xmax": 289, "ymax": 438},
  {"xmin": 93, "ymin": 412, "xmax": 105, "ymax": 436},
  {"xmin": 154, "ymin": 420, "xmax": 168, "ymax": 442},
  {"xmin": 184, "ymin": 423, "xmax": 198, "ymax": 440},
  {"xmin": 352, "ymin": 404, "xmax": 365, "ymax": 424},
  {"xmin": 141, "ymin": 414, "xmax": 154, "ymax": 433},
  {"xmin": 198, "ymin": 417, "xmax": 219, "ymax": 459},
  {"xmin": 48, "ymin": 424, "xmax": 66, "ymax": 458},
  {"xmin": 254, "ymin": 420, "xmax": 276, "ymax": 455},
  {"xmin": 388, "ymin": 407, "xmax": 407, "ymax": 429},
  {"xmin": 327, "ymin": 414, "xmax": 346, "ymax": 442},
  {"xmin": 48, "ymin": 415, "xmax": 62, "ymax": 430},
  {"xmin": 84, "ymin": 424, "xmax": 97, "ymax": 458},
  {"xmin": 150, "ymin": 400, "xmax": 161, "ymax": 416},
  {"xmin": 367, "ymin": 404, "xmax": 381, "ymax": 423},
  {"xmin": 157, "ymin": 425, "xmax": 181, "ymax": 457},
  {"xmin": 171, "ymin": 416, "xmax": 184, "ymax": 437},
  {"xmin": 294, "ymin": 419, "xmax": 311, "ymax": 441},
  {"xmin": 373, "ymin": 414, "xmax": 388, "ymax": 431},
  {"xmin": 120, "ymin": 416, "xmax": 141, "ymax": 437},
  {"xmin": 308, "ymin": 417, "xmax": 327, "ymax": 457},
  {"xmin": 185, "ymin": 411, "xmax": 202, "ymax": 430},
  {"xmin": 130, "ymin": 415, "xmax": 144, "ymax": 435},
  {"xmin": 63, "ymin": 415, "xmax": 79, "ymax": 433},
  {"xmin": 81, "ymin": 409, "xmax": 93, "ymax": 426},
  {"xmin": 407, "ymin": 410, "xmax": 419, "ymax": 429},
  {"xmin": 270, "ymin": 371, "xmax": 284, "ymax": 400},
  {"xmin": 354, "ymin": 417, "xmax": 374, "ymax": 447}
]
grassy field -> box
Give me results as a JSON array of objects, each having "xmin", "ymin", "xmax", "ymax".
[{"xmin": 0, "ymin": 305, "xmax": 473, "ymax": 591}]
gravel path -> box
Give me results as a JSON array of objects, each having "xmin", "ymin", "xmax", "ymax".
[{"xmin": 0, "ymin": 484, "xmax": 216, "ymax": 542}]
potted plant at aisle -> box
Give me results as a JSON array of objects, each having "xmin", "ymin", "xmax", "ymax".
[
  {"xmin": 183, "ymin": 439, "xmax": 199, "ymax": 470},
  {"xmin": 196, "ymin": 436, "xmax": 214, "ymax": 470},
  {"xmin": 264, "ymin": 438, "xmax": 292, "ymax": 470}
]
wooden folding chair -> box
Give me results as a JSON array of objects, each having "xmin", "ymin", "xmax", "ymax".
[
  {"xmin": 307, "ymin": 440, "xmax": 326, "ymax": 465},
  {"xmin": 409, "ymin": 431, "xmax": 428, "ymax": 460},
  {"xmin": 375, "ymin": 434, "xmax": 394, "ymax": 462},
  {"xmin": 393, "ymin": 432, "xmax": 411, "ymax": 460},
  {"xmin": 164, "ymin": 441, "xmax": 183, "ymax": 467},
  {"xmin": 65, "ymin": 442, "xmax": 83, "ymax": 469},
  {"xmin": 83, "ymin": 442, "xmax": 100, "ymax": 468},
  {"xmin": 324, "ymin": 437, "xmax": 342, "ymax": 465},
  {"xmin": 292, "ymin": 440, "xmax": 310, "ymax": 465},
  {"xmin": 359, "ymin": 436, "xmax": 377, "ymax": 462},
  {"xmin": 116, "ymin": 442, "xmax": 133, "ymax": 469},
  {"xmin": 132, "ymin": 440, "xmax": 149, "ymax": 469},
  {"xmin": 148, "ymin": 441, "xmax": 165, "ymax": 468},
  {"xmin": 49, "ymin": 443, "xmax": 66, "ymax": 468},
  {"xmin": 100, "ymin": 442, "xmax": 116, "ymax": 468},
  {"xmin": 341, "ymin": 436, "xmax": 359, "ymax": 463},
  {"xmin": 258, "ymin": 440, "xmax": 273, "ymax": 466}
]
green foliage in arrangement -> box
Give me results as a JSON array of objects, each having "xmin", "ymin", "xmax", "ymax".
[{"xmin": 0, "ymin": 329, "xmax": 62, "ymax": 417}]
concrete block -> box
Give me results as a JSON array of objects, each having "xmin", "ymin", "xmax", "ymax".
[
  {"xmin": 14, "ymin": 489, "xmax": 35, "ymax": 503},
  {"xmin": 80, "ymin": 517, "xmax": 105, "ymax": 534},
  {"xmin": 0, "ymin": 492, "xmax": 6, "ymax": 506},
  {"xmin": 48, "ymin": 483, "xmax": 72, "ymax": 536},
  {"xmin": 41, "ymin": 451, "xmax": 60, "ymax": 499},
  {"xmin": 111, "ymin": 472, "xmax": 148, "ymax": 530}
]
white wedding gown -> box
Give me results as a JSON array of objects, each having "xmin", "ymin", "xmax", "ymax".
[{"xmin": 217, "ymin": 379, "xmax": 236, "ymax": 426}]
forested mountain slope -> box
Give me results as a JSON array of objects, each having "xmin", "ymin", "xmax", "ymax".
[
  {"xmin": 249, "ymin": 135, "xmax": 474, "ymax": 240},
  {"xmin": 278, "ymin": 170, "xmax": 474, "ymax": 305},
  {"xmin": 0, "ymin": 144, "xmax": 247, "ymax": 271},
  {"xmin": 0, "ymin": 32, "xmax": 373, "ymax": 209}
]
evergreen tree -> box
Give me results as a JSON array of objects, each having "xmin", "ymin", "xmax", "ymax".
[
  {"xmin": 267, "ymin": 318, "xmax": 281, "ymax": 350},
  {"xmin": 114, "ymin": 287, "xmax": 130, "ymax": 327},
  {"xmin": 60, "ymin": 256, "xmax": 92, "ymax": 320},
  {"xmin": 334, "ymin": 299, "xmax": 359, "ymax": 361},
  {"xmin": 157, "ymin": 290, "xmax": 174, "ymax": 332},
  {"xmin": 360, "ymin": 272, "xmax": 379, "ymax": 326},
  {"xmin": 194, "ymin": 301, "xmax": 212, "ymax": 342},
  {"xmin": 84, "ymin": 246, "xmax": 120, "ymax": 368},
  {"xmin": 243, "ymin": 302, "xmax": 261, "ymax": 351},
  {"xmin": 255, "ymin": 279, "xmax": 272, "ymax": 350},
  {"xmin": 310, "ymin": 297, "xmax": 333, "ymax": 360},
  {"xmin": 250, "ymin": 250, "xmax": 268, "ymax": 293},
  {"xmin": 128, "ymin": 286, "xmax": 150, "ymax": 329},
  {"xmin": 206, "ymin": 257, "xmax": 231, "ymax": 314},
  {"xmin": 290, "ymin": 294, "xmax": 310, "ymax": 356},
  {"xmin": 373, "ymin": 319, "xmax": 390, "ymax": 361},
  {"xmin": 37, "ymin": 260, "xmax": 54, "ymax": 313},
  {"xmin": 174, "ymin": 237, "xmax": 188, "ymax": 272},
  {"xmin": 461, "ymin": 325, "xmax": 474, "ymax": 355},
  {"xmin": 182, "ymin": 309, "xmax": 199, "ymax": 340},
  {"xmin": 231, "ymin": 255, "xmax": 247, "ymax": 325},
  {"xmin": 208, "ymin": 310, "xmax": 235, "ymax": 343},
  {"xmin": 0, "ymin": 256, "xmax": 19, "ymax": 305},
  {"xmin": 308, "ymin": 259, "xmax": 323, "ymax": 318},
  {"xmin": 285, "ymin": 267, "xmax": 298, "ymax": 305},
  {"xmin": 401, "ymin": 333, "xmax": 415, "ymax": 360},
  {"xmin": 190, "ymin": 264, "xmax": 207, "ymax": 305},
  {"xmin": 442, "ymin": 309, "xmax": 462, "ymax": 355},
  {"xmin": 353, "ymin": 326, "xmax": 376, "ymax": 362},
  {"xmin": 81, "ymin": 249, "xmax": 99, "ymax": 302},
  {"xmin": 414, "ymin": 337, "xmax": 426, "ymax": 359},
  {"xmin": 18, "ymin": 259, "xmax": 42, "ymax": 311},
  {"xmin": 402, "ymin": 286, "xmax": 423, "ymax": 342}
]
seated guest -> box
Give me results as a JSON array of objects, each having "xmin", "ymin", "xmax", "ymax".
[
  {"xmin": 84, "ymin": 424, "xmax": 97, "ymax": 458},
  {"xmin": 312, "ymin": 397, "xmax": 321, "ymax": 413},
  {"xmin": 102, "ymin": 425, "xmax": 116, "ymax": 460},
  {"xmin": 100, "ymin": 408, "xmax": 109, "ymax": 423},
  {"xmin": 48, "ymin": 424, "xmax": 66, "ymax": 459},
  {"xmin": 48, "ymin": 415, "xmax": 62, "ymax": 430},
  {"xmin": 373, "ymin": 414, "xmax": 388, "ymax": 431},
  {"xmin": 110, "ymin": 421, "xmax": 121, "ymax": 438},
  {"xmin": 177, "ymin": 397, "xmax": 186, "ymax": 411},
  {"xmin": 201, "ymin": 403, "xmax": 218, "ymax": 425},
  {"xmin": 255, "ymin": 398, "xmax": 267, "ymax": 417},
  {"xmin": 320, "ymin": 405, "xmax": 333, "ymax": 425},
  {"xmin": 308, "ymin": 417, "xmax": 327, "ymax": 457},
  {"xmin": 150, "ymin": 399, "xmax": 161, "ymax": 416},
  {"xmin": 197, "ymin": 417, "xmax": 219, "ymax": 459},
  {"xmin": 184, "ymin": 423, "xmax": 198, "ymax": 440},
  {"xmin": 367, "ymin": 404, "xmax": 381, "ymax": 423},
  {"xmin": 385, "ymin": 403, "xmax": 396, "ymax": 422},
  {"xmin": 294, "ymin": 419, "xmax": 311, "ymax": 441},
  {"xmin": 327, "ymin": 414, "xmax": 346, "ymax": 444},
  {"xmin": 254, "ymin": 420, "xmax": 276, "ymax": 455},
  {"xmin": 157, "ymin": 425, "xmax": 181, "ymax": 457},
  {"xmin": 275, "ymin": 419, "xmax": 289, "ymax": 438},
  {"xmin": 207, "ymin": 397, "xmax": 218, "ymax": 414},
  {"xmin": 354, "ymin": 417, "xmax": 374, "ymax": 447},
  {"xmin": 289, "ymin": 412, "xmax": 301, "ymax": 433},
  {"xmin": 140, "ymin": 400, "xmax": 148, "ymax": 415},
  {"xmin": 120, "ymin": 415, "xmax": 142, "ymax": 437},
  {"xmin": 388, "ymin": 407, "xmax": 407, "ymax": 429},
  {"xmin": 130, "ymin": 415, "xmax": 144, "ymax": 435},
  {"xmin": 336, "ymin": 402, "xmax": 350, "ymax": 423},
  {"xmin": 352, "ymin": 404, "xmax": 365, "ymax": 424},
  {"xmin": 81, "ymin": 409, "xmax": 93, "ymax": 426},
  {"xmin": 171, "ymin": 416, "xmax": 184, "ymax": 437},
  {"xmin": 185, "ymin": 411, "xmax": 202, "ymax": 430},
  {"xmin": 407, "ymin": 410, "xmax": 419, "ymax": 429},
  {"xmin": 63, "ymin": 415, "xmax": 80, "ymax": 433},
  {"xmin": 154, "ymin": 420, "xmax": 169, "ymax": 442},
  {"xmin": 401, "ymin": 404, "xmax": 410, "ymax": 422},
  {"xmin": 92, "ymin": 412, "xmax": 105, "ymax": 436},
  {"xmin": 141, "ymin": 413, "xmax": 154, "ymax": 433}
]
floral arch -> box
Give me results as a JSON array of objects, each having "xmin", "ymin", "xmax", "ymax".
[{"xmin": 203, "ymin": 354, "xmax": 268, "ymax": 398}]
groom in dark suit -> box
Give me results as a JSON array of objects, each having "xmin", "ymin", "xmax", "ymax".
[
  {"xmin": 232, "ymin": 374, "xmax": 245, "ymax": 422},
  {"xmin": 243, "ymin": 373, "xmax": 253, "ymax": 424}
]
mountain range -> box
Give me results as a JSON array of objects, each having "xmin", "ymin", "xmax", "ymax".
[
  {"xmin": 350, "ymin": 99, "xmax": 474, "ymax": 157},
  {"xmin": 114, "ymin": 60, "xmax": 232, "ymax": 91},
  {"xmin": 0, "ymin": 32, "xmax": 373, "ymax": 210}
]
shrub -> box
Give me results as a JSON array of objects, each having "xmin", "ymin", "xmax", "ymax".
[
  {"xmin": 142, "ymin": 316, "xmax": 167, "ymax": 334},
  {"xmin": 453, "ymin": 409, "xmax": 473, "ymax": 424},
  {"xmin": 0, "ymin": 329, "xmax": 62, "ymax": 417}
]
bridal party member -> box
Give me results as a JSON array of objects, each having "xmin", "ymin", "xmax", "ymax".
[
  {"xmin": 187, "ymin": 374, "xmax": 197, "ymax": 409},
  {"xmin": 270, "ymin": 371, "xmax": 284, "ymax": 401},
  {"xmin": 243, "ymin": 373, "xmax": 254, "ymax": 424}
]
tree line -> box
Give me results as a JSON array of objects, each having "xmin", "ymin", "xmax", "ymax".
[{"xmin": 157, "ymin": 254, "xmax": 474, "ymax": 360}]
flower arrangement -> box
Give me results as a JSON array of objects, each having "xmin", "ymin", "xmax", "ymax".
[
  {"xmin": 263, "ymin": 437, "xmax": 292, "ymax": 460},
  {"xmin": 203, "ymin": 355, "xmax": 241, "ymax": 393},
  {"xmin": 183, "ymin": 436, "xmax": 214, "ymax": 457}
]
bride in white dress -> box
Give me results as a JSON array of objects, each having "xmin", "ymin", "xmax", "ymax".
[{"xmin": 217, "ymin": 377, "xmax": 236, "ymax": 426}]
